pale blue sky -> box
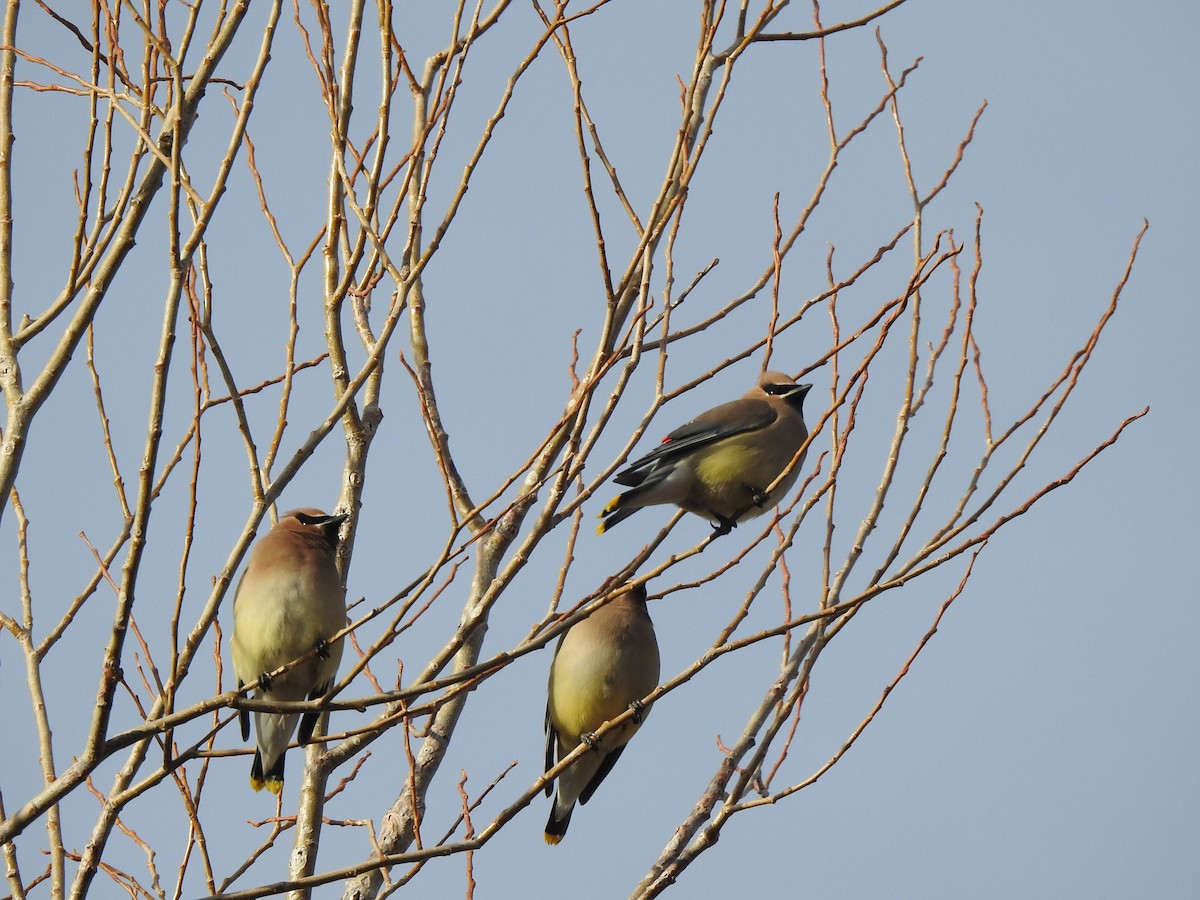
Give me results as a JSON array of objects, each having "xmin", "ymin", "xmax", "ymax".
[{"xmin": 0, "ymin": 3, "xmax": 1195, "ymax": 898}]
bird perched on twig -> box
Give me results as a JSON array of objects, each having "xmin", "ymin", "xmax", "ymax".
[
  {"xmin": 231, "ymin": 508, "xmax": 348, "ymax": 794},
  {"xmin": 598, "ymin": 371, "xmax": 814, "ymax": 535},
  {"xmin": 544, "ymin": 582, "xmax": 660, "ymax": 844}
]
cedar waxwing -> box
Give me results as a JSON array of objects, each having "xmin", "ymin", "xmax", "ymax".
[
  {"xmin": 230, "ymin": 508, "xmax": 348, "ymax": 794},
  {"xmin": 544, "ymin": 582, "xmax": 661, "ymax": 844},
  {"xmin": 598, "ymin": 371, "xmax": 814, "ymax": 535}
]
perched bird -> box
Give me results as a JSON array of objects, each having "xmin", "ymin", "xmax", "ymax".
[
  {"xmin": 598, "ymin": 371, "xmax": 814, "ymax": 535},
  {"xmin": 544, "ymin": 582, "xmax": 660, "ymax": 844},
  {"xmin": 230, "ymin": 508, "xmax": 348, "ymax": 794}
]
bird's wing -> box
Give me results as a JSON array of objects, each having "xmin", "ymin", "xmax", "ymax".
[
  {"xmin": 578, "ymin": 745, "xmax": 628, "ymax": 805},
  {"xmin": 614, "ymin": 398, "xmax": 777, "ymax": 485}
]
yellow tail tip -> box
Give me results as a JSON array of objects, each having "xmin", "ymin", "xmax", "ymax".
[
  {"xmin": 544, "ymin": 833, "xmax": 563, "ymax": 846},
  {"xmin": 597, "ymin": 496, "xmax": 623, "ymax": 534},
  {"xmin": 251, "ymin": 776, "xmax": 283, "ymax": 794}
]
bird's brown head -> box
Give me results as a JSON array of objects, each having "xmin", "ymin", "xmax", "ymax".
[
  {"xmin": 278, "ymin": 508, "xmax": 349, "ymax": 546},
  {"xmin": 757, "ymin": 371, "xmax": 813, "ymax": 409}
]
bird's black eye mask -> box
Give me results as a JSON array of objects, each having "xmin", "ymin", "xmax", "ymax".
[
  {"xmin": 764, "ymin": 382, "xmax": 813, "ymax": 398},
  {"xmin": 293, "ymin": 512, "xmax": 348, "ymax": 530}
]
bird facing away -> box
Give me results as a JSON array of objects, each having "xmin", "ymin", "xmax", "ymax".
[
  {"xmin": 230, "ymin": 508, "xmax": 347, "ymax": 794},
  {"xmin": 598, "ymin": 371, "xmax": 814, "ymax": 535},
  {"xmin": 544, "ymin": 582, "xmax": 661, "ymax": 844}
]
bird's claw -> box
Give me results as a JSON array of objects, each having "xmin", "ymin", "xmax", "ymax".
[
  {"xmin": 630, "ymin": 698, "xmax": 647, "ymax": 724},
  {"xmin": 710, "ymin": 514, "xmax": 736, "ymax": 536},
  {"xmin": 581, "ymin": 732, "xmax": 600, "ymax": 750},
  {"xmin": 750, "ymin": 487, "xmax": 769, "ymax": 508},
  {"xmin": 316, "ymin": 638, "xmax": 331, "ymax": 659},
  {"xmin": 258, "ymin": 671, "xmax": 273, "ymax": 692}
]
